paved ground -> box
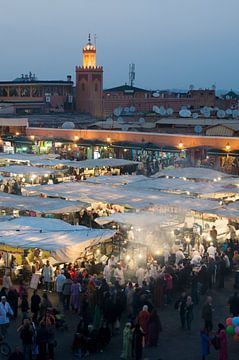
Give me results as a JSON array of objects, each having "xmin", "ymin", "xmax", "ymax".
[{"xmin": 2, "ymin": 275, "xmax": 239, "ymax": 360}]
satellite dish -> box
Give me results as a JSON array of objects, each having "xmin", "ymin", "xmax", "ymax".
[
  {"xmin": 192, "ymin": 113, "xmax": 199, "ymax": 119},
  {"xmin": 122, "ymin": 125, "xmax": 129, "ymax": 131},
  {"xmin": 233, "ymin": 110, "xmax": 239, "ymax": 118},
  {"xmin": 138, "ymin": 117, "xmax": 145, "ymax": 125},
  {"xmin": 194, "ymin": 125, "xmax": 202, "ymax": 134},
  {"xmin": 62, "ymin": 121, "xmax": 75, "ymax": 129},
  {"xmin": 166, "ymin": 108, "xmax": 173, "ymax": 116},
  {"xmin": 124, "ymin": 107, "xmax": 130, "ymax": 113},
  {"xmin": 113, "ymin": 107, "xmax": 122, "ymax": 117},
  {"xmin": 152, "ymin": 92, "xmax": 160, "ymax": 98},
  {"xmin": 203, "ymin": 110, "xmax": 211, "ymax": 118},
  {"xmin": 217, "ymin": 110, "xmax": 226, "ymax": 119},
  {"xmin": 159, "ymin": 106, "xmax": 166, "ymax": 116},
  {"xmin": 129, "ymin": 106, "xmax": 136, "ymax": 112},
  {"xmin": 152, "ymin": 105, "xmax": 160, "ymax": 114},
  {"xmin": 226, "ymin": 109, "xmax": 233, "ymax": 116},
  {"xmin": 117, "ymin": 117, "xmax": 124, "ymax": 124},
  {"xmin": 106, "ymin": 117, "xmax": 113, "ymax": 125},
  {"xmin": 179, "ymin": 109, "xmax": 191, "ymax": 118}
]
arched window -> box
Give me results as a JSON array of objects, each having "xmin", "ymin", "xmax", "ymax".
[
  {"xmin": 94, "ymin": 83, "xmax": 98, "ymax": 92},
  {"xmin": 81, "ymin": 83, "xmax": 85, "ymax": 91}
]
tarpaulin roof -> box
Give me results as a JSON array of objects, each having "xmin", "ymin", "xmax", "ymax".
[
  {"xmin": 0, "ymin": 193, "xmax": 87, "ymax": 214},
  {"xmin": 0, "ymin": 217, "xmax": 115, "ymax": 262}
]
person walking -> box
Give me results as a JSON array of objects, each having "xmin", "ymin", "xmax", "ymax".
[
  {"xmin": 18, "ymin": 319, "xmax": 33, "ymax": 360},
  {"xmin": 185, "ymin": 296, "xmax": 194, "ymax": 330},
  {"xmin": 70, "ymin": 280, "xmax": 81, "ymax": 313},
  {"xmin": 176, "ymin": 291, "xmax": 187, "ymax": 330},
  {"xmin": 228, "ymin": 292, "xmax": 239, "ymax": 316},
  {"xmin": 202, "ymin": 296, "xmax": 213, "ymax": 332},
  {"xmin": 217, "ymin": 323, "xmax": 228, "ymax": 360},
  {"xmin": 21, "ymin": 294, "xmax": 29, "ymax": 321},
  {"xmin": 31, "ymin": 290, "xmax": 41, "ymax": 323},
  {"xmin": 121, "ymin": 322, "xmax": 133, "ymax": 360},
  {"xmin": 7, "ymin": 286, "xmax": 19, "ymax": 319},
  {"xmin": 200, "ymin": 328, "xmax": 210, "ymax": 360},
  {"xmin": 42, "ymin": 260, "xmax": 53, "ymax": 292},
  {"xmin": 133, "ymin": 323, "xmax": 144, "ymax": 360},
  {"xmin": 36, "ymin": 321, "xmax": 48, "ymax": 360},
  {"xmin": 62, "ymin": 274, "xmax": 73, "ymax": 311},
  {"xmin": 0, "ymin": 296, "xmax": 13, "ymax": 338},
  {"xmin": 136, "ymin": 305, "xmax": 150, "ymax": 346},
  {"xmin": 148, "ymin": 309, "xmax": 161, "ymax": 346},
  {"xmin": 55, "ymin": 270, "xmax": 66, "ymax": 308}
]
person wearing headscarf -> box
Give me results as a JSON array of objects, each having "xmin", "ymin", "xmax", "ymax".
[
  {"xmin": 133, "ymin": 323, "xmax": 144, "ymax": 360},
  {"xmin": 217, "ymin": 323, "xmax": 228, "ymax": 360},
  {"xmin": 121, "ymin": 322, "xmax": 133, "ymax": 360},
  {"xmin": 136, "ymin": 305, "xmax": 150, "ymax": 345},
  {"xmin": 148, "ymin": 308, "xmax": 162, "ymax": 346}
]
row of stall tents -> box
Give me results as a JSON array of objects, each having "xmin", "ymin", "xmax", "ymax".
[{"xmin": 0, "ymin": 217, "xmax": 116, "ymax": 263}]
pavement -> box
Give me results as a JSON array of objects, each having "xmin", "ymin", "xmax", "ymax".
[{"xmin": 2, "ymin": 275, "xmax": 239, "ymax": 360}]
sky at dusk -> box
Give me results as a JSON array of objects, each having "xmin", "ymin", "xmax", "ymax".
[{"xmin": 0, "ymin": 0, "xmax": 238, "ymax": 90}]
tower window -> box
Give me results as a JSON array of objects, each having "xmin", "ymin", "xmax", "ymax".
[
  {"xmin": 81, "ymin": 83, "xmax": 85, "ymax": 91},
  {"xmin": 95, "ymin": 83, "xmax": 98, "ymax": 92}
]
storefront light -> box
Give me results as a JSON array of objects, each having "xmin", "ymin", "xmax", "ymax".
[
  {"xmin": 30, "ymin": 135, "xmax": 35, "ymax": 140},
  {"xmin": 15, "ymin": 132, "xmax": 20, "ymax": 136},
  {"xmin": 178, "ymin": 141, "xmax": 184, "ymax": 149},
  {"xmin": 225, "ymin": 143, "xmax": 231, "ymax": 152},
  {"xmin": 74, "ymin": 136, "xmax": 79, "ymax": 141},
  {"xmin": 126, "ymin": 255, "xmax": 131, "ymax": 260},
  {"xmin": 106, "ymin": 136, "xmax": 111, "ymax": 143}
]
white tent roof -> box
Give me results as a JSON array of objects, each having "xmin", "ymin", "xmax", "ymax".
[
  {"xmin": 84, "ymin": 175, "xmax": 146, "ymax": 186},
  {"xmin": 62, "ymin": 158, "xmax": 139, "ymax": 169},
  {"xmin": 24, "ymin": 182, "xmax": 220, "ymax": 213},
  {"xmin": 0, "ymin": 193, "xmax": 87, "ymax": 214},
  {"xmin": 154, "ymin": 167, "xmax": 233, "ymax": 181},
  {"xmin": 0, "ymin": 165, "xmax": 59, "ymax": 176},
  {"xmin": 95, "ymin": 212, "xmax": 183, "ymax": 227},
  {"xmin": 0, "ymin": 217, "xmax": 115, "ymax": 262}
]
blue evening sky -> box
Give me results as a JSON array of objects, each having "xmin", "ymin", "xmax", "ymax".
[{"xmin": 0, "ymin": 0, "xmax": 238, "ymax": 90}]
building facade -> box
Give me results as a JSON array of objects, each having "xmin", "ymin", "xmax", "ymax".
[{"xmin": 0, "ymin": 73, "xmax": 73, "ymax": 115}]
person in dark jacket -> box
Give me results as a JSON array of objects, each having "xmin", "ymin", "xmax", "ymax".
[
  {"xmin": 7, "ymin": 287, "xmax": 19, "ymax": 319},
  {"xmin": 148, "ymin": 309, "xmax": 162, "ymax": 346},
  {"xmin": 98, "ymin": 321, "xmax": 111, "ymax": 352},
  {"xmin": 202, "ymin": 296, "xmax": 213, "ymax": 332},
  {"xmin": 31, "ymin": 290, "xmax": 41, "ymax": 323},
  {"xmin": 133, "ymin": 323, "xmax": 144, "ymax": 360},
  {"xmin": 18, "ymin": 319, "xmax": 33, "ymax": 360},
  {"xmin": 62, "ymin": 275, "xmax": 73, "ymax": 311},
  {"xmin": 176, "ymin": 291, "xmax": 187, "ymax": 329},
  {"xmin": 228, "ymin": 292, "xmax": 239, "ymax": 316},
  {"xmin": 21, "ymin": 294, "xmax": 29, "ymax": 320},
  {"xmin": 36, "ymin": 321, "xmax": 48, "ymax": 360}
]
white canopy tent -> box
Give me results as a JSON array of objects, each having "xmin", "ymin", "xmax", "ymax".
[
  {"xmin": 0, "ymin": 165, "xmax": 60, "ymax": 177},
  {"xmin": 154, "ymin": 167, "xmax": 233, "ymax": 181},
  {"xmin": 0, "ymin": 193, "xmax": 87, "ymax": 214},
  {"xmin": 24, "ymin": 181, "xmax": 221, "ymax": 213},
  {"xmin": 0, "ymin": 217, "xmax": 115, "ymax": 262}
]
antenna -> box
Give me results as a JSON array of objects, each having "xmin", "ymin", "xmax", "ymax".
[
  {"xmin": 129, "ymin": 63, "xmax": 135, "ymax": 87},
  {"xmin": 94, "ymin": 34, "xmax": 97, "ymax": 48},
  {"xmin": 88, "ymin": 33, "xmax": 91, "ymax": 43}
]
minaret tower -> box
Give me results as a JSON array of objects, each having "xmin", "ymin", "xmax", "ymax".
[{"xmin": 75, "ymin": 34, "xmax": 103, "ymax": 117}]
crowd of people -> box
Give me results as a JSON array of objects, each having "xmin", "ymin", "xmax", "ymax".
[{"xmin": 0, "ymin": 224, "xmax": 238, "ymax": 359}]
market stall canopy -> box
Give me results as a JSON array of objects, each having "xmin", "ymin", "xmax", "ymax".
[
  {"xmin": 0, "ymin": 217, "xmax": 115, "ymax": 262},
  {"xmin": 84, "ymin": 175, "xmax": 147, "ymax": 186},
  {"xmin": 62, "ymin": 158, "xmax": 140, "ymax": 169},
  {"xmin": 154, "ymin": 167, "xmax": 233, "ymax": 181},
  {"xmin": 24, "ymin": 182, "xmax": 220, "ymax": 213},
  {"xmin": 0, "ymin": 193, "xmax": 88, "ymax": 214},
  {"xmin": 0, "ymin": 165, "xmax": 61, "ymax": 177},
  {"xmin": 95, "ymin": 212, "xmax": 184, "ymax": 227}
]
